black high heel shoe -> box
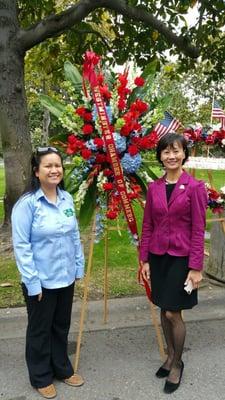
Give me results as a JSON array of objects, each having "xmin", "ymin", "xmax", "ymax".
[
  {"xmin": 155, "ymin": 366, "xmax": 170, "ymax": 378},
  {"xmin": 163, "ymin": 361, "xmax": 184, "ymax": 393}
]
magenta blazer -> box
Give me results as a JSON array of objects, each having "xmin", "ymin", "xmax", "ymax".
[{"xmin": 139, "ymin": 171, "xmax": 208, "ymax": 270}]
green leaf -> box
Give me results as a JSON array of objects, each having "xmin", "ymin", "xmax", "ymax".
[
  {"xmin": 128, "ymin": 59, "xmax": 160, "ymax": 105},
  {"xmin": 64, "ymin": 61, "xmax": 82, "ymax": 87},
  {"xmin": 142, "ymin": 162, "xmax": 159, "ymax": 180},
  {"xmin": 78, "ymin": 180, "xmax": 97, "ymax": 228},
  {"xmin": 142, "ymin": 58, "xmax": 160, "ymax": 79},
  {"xmin": 39, "ymin": 94, "xmax": 65, "ymax": 118}
]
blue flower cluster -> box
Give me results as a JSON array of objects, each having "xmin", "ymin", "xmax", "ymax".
[
  {"xmin": 121, "ymin": 153, "xmax": 142, "ymax": 173},
  {"xmin": 70, "ymin": 165, "xmax": 90, "ymax": 182},
  {"xmin": 113, "ymin": 132, "xmax": 127, "ymax": 153},
  {"xmin": 86, "ymin": 139, "xmax": 98, "ymax": 151}
]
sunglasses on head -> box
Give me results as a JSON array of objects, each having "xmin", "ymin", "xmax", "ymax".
[{"xmin": 36, "ymin": 146, "xmax": 59, "ymax": 154}]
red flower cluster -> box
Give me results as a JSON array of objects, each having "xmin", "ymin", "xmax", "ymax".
[
  {"xmin": 63, "ymin": 64, "xmax": 158, "ymax": 221},
  {"xmin": 67, "ymin": 135, "xmax": 84, "ymax": 155},
  {"xmin": 183, "ymin": 127, "xmax": 225, "ymax": 147},
  {"xmin": 117, "ymin": 71, "xmax": 131, "ymax": 111},
  {"xmin": 207, "ymin": 187, "xmax": 225, "ymax": 214}
]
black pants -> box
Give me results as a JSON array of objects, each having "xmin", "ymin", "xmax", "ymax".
[{"xmin": 22, "ymin": 282, "xmax": 75, "ymax": 388}]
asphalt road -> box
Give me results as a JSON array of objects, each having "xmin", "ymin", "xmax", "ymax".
[{"xmin": 0, "ymin": 284, "xmax": 225, "ymax": 400}]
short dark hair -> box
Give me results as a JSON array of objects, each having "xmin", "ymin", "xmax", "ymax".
[
  {"xmin": 24, "ymin": 147, "xmax": 65, "ymax": 193},
  {"xmin": 156, "ymin": 133, "xmax": 189, "ymax": 165}
]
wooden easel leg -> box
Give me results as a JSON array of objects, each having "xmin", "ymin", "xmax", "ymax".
[
  {"xmin": 73, "ymin": 214, "xmax": 96, "ymax": 372},
  {"xmin": 103, "ymin": 226, "xmax": 108, "ymax": 324},
  {"xmin": 149, "ymin": 302, "xmax": 166, "ymax": 361}
]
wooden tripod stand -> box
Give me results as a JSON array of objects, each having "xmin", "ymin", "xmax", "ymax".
[{"xmin": 73, "ymin": 214, "xmax": 165, "ymax": 372}]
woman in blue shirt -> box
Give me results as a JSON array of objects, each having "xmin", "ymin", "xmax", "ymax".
[{"xmin": 12, "ymin": 147, "xmax": 85, "ymax": 399}]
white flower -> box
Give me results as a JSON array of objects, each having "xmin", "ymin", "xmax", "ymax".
[
  {"xmin": 74, "ymin": 180, "xmax": 89, "ymax": 206},
  {"xmin": 97, "ymin": 171, "xmax": 108, "ymax": 191},
  {"xmin": 220, "ymin": 185, "xmax": 225, "ymax": 194}
]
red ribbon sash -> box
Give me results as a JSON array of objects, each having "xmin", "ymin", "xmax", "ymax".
[{"xmin": 92, "ymin": 86, "xmax": 139, "ymax": 237}]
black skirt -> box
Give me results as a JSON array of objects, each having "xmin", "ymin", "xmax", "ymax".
[{"xmin": 149, "ymin": 252, "xmax": 198, "ymax": 311}]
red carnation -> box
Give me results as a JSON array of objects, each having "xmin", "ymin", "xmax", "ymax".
[
  {"xmin": 130, "ymin": 99, "xmax": 148, "ymax": 114},
  {"xmin": 66, "ymin": 146, "xmax": 75, "ymax": 155},
  {"xmin": 103, "ymin": 182, "xmax": 114, "ymax": 191},
  {"xmin": 208, "ymin": 188, "xmax": 220, "ymax": 200},
  {"xmin": 106, "ymin": 210, "xmax": 118, "ymax": 219},
  {"xmin": 205, "ymin": 134, "xmax": 216, "ymax": 145},
  {"xmin": 68, "ymin": 134, "xmax": 77, "ymax": 144},
  {"xmin": 76, "ymin": 107, "xmax": 86, "ymax": 117},
  {"xmin": 97, "ymin": 73, "xmax": 104, "ymax": 85},
  {"xmin": 93, "ymin": 137, "xmax": 104, "ymax": 148},
  {"xmin": 134, "ymin": 76, "xmax": 145, "ymax": 87},
  {"xmin": 96, "ymin": 154, "xmax": 107, "ymax": 163},
  {"xmin": 82, "ymin": 124, "xmax": 94, "ymax": 135},
  {"xmin": 66, "ymin": 135, "xmax": 85, "ymax": 154},
  {"xmin": 100, "ymin": 85, "xmax": 112, "ymax": 100},
  {"xmin": 103, "ymin": 169, "xmax": 113, "ymax": 177},
  {"xmin": 81, "ymin": 148, "xmax": 92, "ymax": 160},
  {"xmin": 139, "ymin": 131, "xmax": 158, "ymax": 149},
  {"xmin": 83, "ymin": 112, "xmax": 93, "ymax": 122},
  {"xmin": 118, "ymin": 98, "xmax": 126, "ymax": 110},
  {"xmin": 128, "ymin": 144, "xmax": 139, "ymax": 156}
]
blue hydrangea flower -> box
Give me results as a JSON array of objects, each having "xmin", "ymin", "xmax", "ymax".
[
  {"xmin": 86, "ymin": 139, "xmax": 98, "ymax": 151},
  {"xmin": 121, "ymin": 153, "xmax": 142, "ymax": 173},
  {"xmin": 113, "ymin": 132, "xmax": 127, "ymax": 153},
  {"xmin": 92, "ymin": 104, "xmax": 113, "ymax": 123}
]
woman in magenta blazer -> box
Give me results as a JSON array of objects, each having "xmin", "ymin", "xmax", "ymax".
[{"xmin": 140, "ymin": 133, "xmax": 208, "ymax": 394}]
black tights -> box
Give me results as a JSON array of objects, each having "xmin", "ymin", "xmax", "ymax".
[{"xmin": 160, "ymin": 309, "xmax": 186, "ymax": 383}]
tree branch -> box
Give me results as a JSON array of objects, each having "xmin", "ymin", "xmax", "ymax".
[
  {"xmin": 18, "ymin": 0, "xmax": 98, "ymax": 51},
  {"xmin": 18, "ymin": 0, "xmax": 200, "ymax": 59},
  {"xmin": 102, "ymin": 0, "xmax": 200, "ymax": 58}
]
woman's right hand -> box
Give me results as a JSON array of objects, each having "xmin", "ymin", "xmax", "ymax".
[
  {"xmin": 141, "ymin": 261, "xmax": 150, "ymax": 282},
  {"xmin": 37, "ymin": 292, "xmax": 42, "ymax": 302}
]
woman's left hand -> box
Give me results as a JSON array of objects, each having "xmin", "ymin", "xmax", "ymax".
[{"xmin": 185, "ymin": 269, "xmax": 203, "ymax": 289}]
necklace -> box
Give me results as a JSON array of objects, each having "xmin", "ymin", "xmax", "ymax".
[{"xmin": 165, "ymin": 178, "xmax": 177, "ymax": 184}]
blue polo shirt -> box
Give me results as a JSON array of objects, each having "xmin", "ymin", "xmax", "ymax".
[{"xmin": 11, "ymin": 188, "xmax": 84, "ymax": 296}]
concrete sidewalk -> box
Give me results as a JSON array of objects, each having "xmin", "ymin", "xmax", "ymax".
[
  {"xmin": 0, "ymin": 281, "xmax": 225, "ymax": 400},
  {"xmin": 0, "ymin": 281, "xmax": 225, "ymax": 339}
]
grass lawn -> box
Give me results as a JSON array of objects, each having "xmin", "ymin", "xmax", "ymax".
[
  {"xmin": 0, "ymin": 165, "xmax": 224, "ymax": 308},
  {"xmin": 0, "ymin": 166, "xmax": 4, "ymax": 221}
]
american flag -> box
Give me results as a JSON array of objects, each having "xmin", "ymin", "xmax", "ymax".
[
  {"xmin": 212, "ymin": 100, "xmax": 225, "ymax": 129},
  {"xmin": 154, "ymin": 111, "xmax": 182, "ymax": 139}
]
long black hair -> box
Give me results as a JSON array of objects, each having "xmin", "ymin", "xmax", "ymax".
[
  {"xmin": 24, "ymin": 147, "xmax": 65, "ymax": 194},
  {"xmin": 156, "ymin": 133, "xmax": 189, "ymax": 165}
]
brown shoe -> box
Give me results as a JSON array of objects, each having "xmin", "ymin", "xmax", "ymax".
[
  {"xmin": 63, "ymin": 373, "xmax": 84, "ymax": 387},
  {"xmin": 37, "ymin": 384, "xmax": 57, "ymax": 399}
]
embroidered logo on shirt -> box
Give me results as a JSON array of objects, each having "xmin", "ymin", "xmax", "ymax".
[{"xmin": 63, "ymin": 208, "xmax": 74, "ymax": 217}]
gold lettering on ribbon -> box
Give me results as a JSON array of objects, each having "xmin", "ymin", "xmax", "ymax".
[{"xmin": 92, "ymin": 85, "xmax": 138, "ymax": 236}]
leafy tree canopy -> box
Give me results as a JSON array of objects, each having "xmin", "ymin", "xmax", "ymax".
[{"xmin": 19, "ymin": 0, "xmax": 225, "ymax": 84}]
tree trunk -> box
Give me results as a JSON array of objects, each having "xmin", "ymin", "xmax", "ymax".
[
  {"xmin": 0, "ymin": 1, "xmax": 32, "ymax": 226},
  {"xmin": 42, "ymin": 109, "xmax": 51, "ymax": 145},
  {"xmin": 206, "ymin": 217, "xmax": 225, "ymax": 282}
]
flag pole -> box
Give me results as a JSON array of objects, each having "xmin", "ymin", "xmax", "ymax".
[{"xmin": 210, "ymin": 89, "xmax": 215, "ymax": 126}]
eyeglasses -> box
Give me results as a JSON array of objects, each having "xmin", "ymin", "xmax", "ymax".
[{"xmin": 36, "ymin": 146, "xmax": 59, "ymax": 154}]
